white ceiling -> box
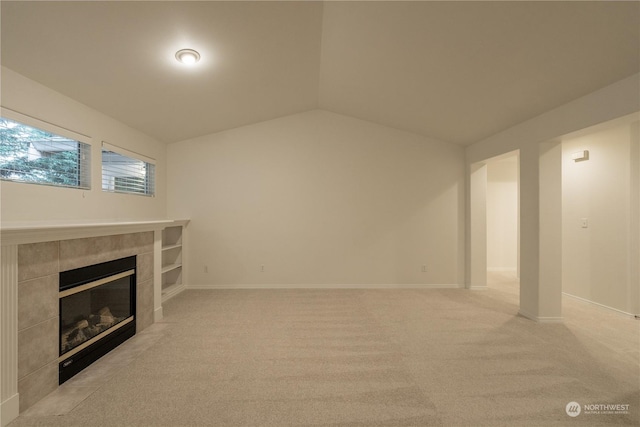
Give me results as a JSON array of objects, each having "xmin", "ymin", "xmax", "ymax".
[{"xmin": 2, "ymin": 1, "xmax": 638, "ymax": 146}]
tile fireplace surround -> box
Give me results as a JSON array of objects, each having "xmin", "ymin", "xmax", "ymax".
[{"xmin": 0, "ymin": 220, "xmax": 187, "ymax": 427}]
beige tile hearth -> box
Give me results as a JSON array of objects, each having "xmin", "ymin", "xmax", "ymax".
[
  {"xmin": 20, "ymin": 385, "xmax": 99, "ymax": 417},
  {"xmin": 19, "ymin": 322, "xmax": 168, "ymax": 418}
]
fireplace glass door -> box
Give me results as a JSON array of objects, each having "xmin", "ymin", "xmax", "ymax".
[
  {"xmin": 60, "ymin": 272, "xmax": 134, "ymax": 357},
  {"xmin": 58, "ymin": 256, "xmax": 136, "ymax": 384}
]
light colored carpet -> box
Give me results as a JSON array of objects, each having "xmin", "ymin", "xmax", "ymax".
[{"xmin": 9, "ymin": 274, "xmax": 640, "ymax": 426}]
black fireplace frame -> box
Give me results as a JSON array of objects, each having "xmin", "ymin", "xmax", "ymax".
[{"xmin": 58, "ymin": 256, "xmax": 137, "ymax": 384}]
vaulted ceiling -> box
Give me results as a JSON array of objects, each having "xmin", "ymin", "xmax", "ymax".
[{"xmin": 2, "ymin": 1, "xmax": 638, "ymax": 145}]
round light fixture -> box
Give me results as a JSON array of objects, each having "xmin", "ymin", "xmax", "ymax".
[{"xmin": 175, "ymin": 49, "xmax": 201, "ymax": 65}]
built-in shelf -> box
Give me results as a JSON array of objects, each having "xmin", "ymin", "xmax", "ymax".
[
  {"xmin": 161, "ymin": 223, "xmax": 186, "ymax": 302},
  {"xmin": 162, "ymin": 243, "xmax": 182, "ymax": 251},
  {"xmin": 161, "ymin": 263, "xmax": 182, "ymax": 274}
]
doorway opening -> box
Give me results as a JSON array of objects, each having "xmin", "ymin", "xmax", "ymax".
[{"xmin": 485, "ymin": 152, "xmax": 520, "ymax": 297}]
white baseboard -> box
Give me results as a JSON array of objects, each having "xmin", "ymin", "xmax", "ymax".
[
  {"xmin": 535, "ymin": 317, "xmax": 564, "ymax": 323},
  {"xmin": 1, "ymin": 392, "xmax": 20, "ymax": 427},
  {"xmin": 186, "ymin": 283, "xmax": 464, "ymax": 290},
  {"xmin": 153, "ymin": 306, "xmax": 163, "ymax": 322},
  {"xmin": 562, "ymin": 292, "xmax": 637, "ymax": 318},
  {"xmin": 468, "ymin": 285, "xmax": 487, "ymax": 290},
  {"xmin": 161, "ymin": 284, "xmax": 186, "ymax": 302},
  {"xmin": 487, "ymin": 268, "xmax": 517, "ymax": 273},
  {"xmin": 518, "ymin": 309, "xmax": 563, "ymax": 323}
]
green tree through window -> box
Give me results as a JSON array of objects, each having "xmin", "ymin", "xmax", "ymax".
[{"xmin": 0, "ymin": 117, "xmax": 90, "ymax": 188}]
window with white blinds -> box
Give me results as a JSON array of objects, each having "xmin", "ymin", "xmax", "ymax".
[
  {"xmin": 0, "ymin": 115, "xmax": 91, "ymax": 189},
  {"xmin": 101, "ymin": 142, "xmax": 155, "ymax": 196}
]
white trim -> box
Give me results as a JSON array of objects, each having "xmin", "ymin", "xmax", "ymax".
[
  {"xmin": 468, "ymin": 285, "xmax": 487, "ymax": 290},
  {"xmin": 102, "ymin": 141, "xmax": 155, "ymax": 165},
  {"xmin": 487, "ymin": 268, "xmax": 518, "ymax": 273},
  {"xmin": 161, "ymin": 263, "xmax": 182, "ymax": 274},
  {"xmin": 518, "ymin": 309, "xmax": 564, "ymax": 323},
  {"xmin": 0, "ymin": 393, "xmax": 19, "ymax": 427},
  {"xmin": 518, "ymin": 309, "xmax": 537, "ymax": 321},
  {"xmin": 0, "ymin": 220, "xmax": 177, "ymax": 246},
  {"xmin": 186, "ymin": 283, "xmax": 464, "ymax": 290},
  {"xmin": 153, "ymin": 230, "xmax": 163, "ymax": 322},
  {"xmin": 154, "ymin": 306, "xmax": 164, "ymax": 323},
  {"xmin": 535, "ymin": 317, "xmax": 564, "ymax": 323},
  {"xmin": 169, "ymin": 219, "xmax": 190, "ymax": 228},
  {"xmin": 0, "ymin": 246, "xmax": 19, "ymax": 427},
  {"xmin": 162, "ymin": 284, "xmax": 186, "ymax": 302},
  {"xmin": 562, "ymin": 292, "xmax": 637, "ymax": 318}
]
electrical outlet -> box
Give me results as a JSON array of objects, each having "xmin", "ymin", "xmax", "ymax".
[
  {"xmin": 261, "ymin": 265, "xmax": 265, "ymax": 273},
  {"xmin": 204, "ymin": 265, "xmax": 208, "ymax": 273},
  {"xmin": 421, "ymin": 265, "xmax": 427, "ymax": 273}
]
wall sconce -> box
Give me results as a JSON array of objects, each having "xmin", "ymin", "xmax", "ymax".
[{"xmin": 571, "ymin": 150, "xmax": 589, "ymax": 162}]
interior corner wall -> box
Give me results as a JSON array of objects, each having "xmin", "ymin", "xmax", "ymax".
[
  {"xmin": 562, "ymin": 122, "xmax": 638, "ymax": 314},
  {"xmin": 166, "ymin": 109, "xmax": 465, "ymax": 287},
  {"xmin": 486, "ymin": 158, "xmax": 518, "ymax": 272},
  {"xmin": 0, "ymin": 67, "xmax": 167, "ymax": 223}
]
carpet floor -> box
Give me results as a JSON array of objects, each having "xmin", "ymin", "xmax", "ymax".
[{"xmin": 9, "ymin": 274, "xmax": 639, "ymax": 426}]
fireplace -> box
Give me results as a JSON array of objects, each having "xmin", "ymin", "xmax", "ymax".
[{"xmin": 58, "ymin": 256, "xmax": 137, "ymax": 384}]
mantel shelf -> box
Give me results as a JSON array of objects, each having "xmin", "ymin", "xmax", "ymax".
[{"xmin": 1, "ymin": 219, "xmax": 189, "ymax": 246}]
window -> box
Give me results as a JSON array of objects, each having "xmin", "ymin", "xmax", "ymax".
[
  {"xmin": 101, "ymin": 142, "xmax": 155, "ymax": 196},
  {"xmin": 0, "ymin": 114, "xmax": 90, "ymax": 189}
]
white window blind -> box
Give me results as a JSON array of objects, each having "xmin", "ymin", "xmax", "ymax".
[
  {"xmin": 101, "ymin": 142, "xmax": 155, "ymax": 196},
  {"xmin": 0, "ymin": 115, "xmax": 90, "ymax": 189}
]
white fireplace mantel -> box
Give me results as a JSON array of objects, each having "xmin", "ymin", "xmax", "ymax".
[
  {"xmin": 0, "ymin": 220, "xmax": 177, "ymax": 247},
  {"xmin": 0, "ymin": 219, "xmax": 188, "ymax": 427}
]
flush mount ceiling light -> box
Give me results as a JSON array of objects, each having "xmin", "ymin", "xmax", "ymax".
[{"xmin": 175, "ymin": 49, "xmax": 201, "ymax": 65}]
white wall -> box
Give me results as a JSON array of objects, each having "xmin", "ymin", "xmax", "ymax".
[
  {"xmin": 167, "ymin": 110, "xmax": 465, "ymax": 287},
  {"xmin": 562, "ymin": 120, "xmax": 640, "ymax": 314},
  {"xmin": 466, "ymin": 73, "xmax": 640, "ymax": 320},
  {"xmin": 486, "ymin": 157, "xmax": 518, "ymax": 272},
  {"xmin": 633, "ymin": 121, "xmax": 640, "ymax": 315},
  {"xmin": 0, "ymin": 67, "xmax": 167, "ymax": 223}
]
